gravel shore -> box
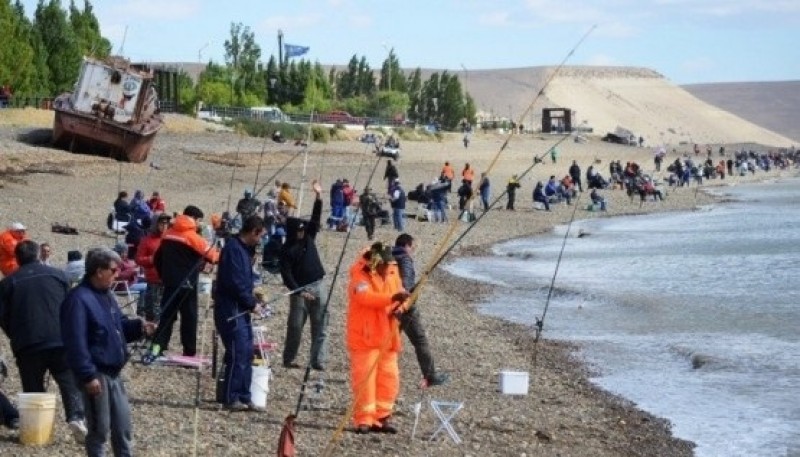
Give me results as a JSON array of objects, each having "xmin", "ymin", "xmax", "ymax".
[{"xmin": 0, "ymin": 112, "xmax": 792, "ymax": 456}]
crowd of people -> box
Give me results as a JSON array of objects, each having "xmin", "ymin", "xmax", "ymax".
[{"xmin": 1, "ymin": 142, "xmax": 796, "ymax": 454}]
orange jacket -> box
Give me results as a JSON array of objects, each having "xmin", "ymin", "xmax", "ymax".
[
  {"xmin": 162, "ymin": 215, "xmax": 220, "ymax": 264},
  {"xmin": 441, "ymin": 164, "xmax": 454, "ymax": 181},
  {"xmin": 0, "ymin": 230, "xmax": 26, "ymax": 276},
  {"xmin": 136, "ymin": 232, "xmax": 163, "ymax": 283},
  {"xmin": 278, "ymin": 188, "xmax": 296, "ymax": 209},
  {"xmin": 346, "ymin": 257, "xmax": 404, "ymax": 352},
  {"xmin": 462, "ymin": 167, "xmax": 475, "ymax": 182}
]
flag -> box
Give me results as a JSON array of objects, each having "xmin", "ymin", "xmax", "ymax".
[{"xmin": 284, "ymin": 44, "xmax": 310, "ymax": 59}]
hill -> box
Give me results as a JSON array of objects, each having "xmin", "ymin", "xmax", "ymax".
[
  {"xmin": 682, "ymin": 80, "xmax": 800, "ymax": 144},
  {"xmin": 152, "ymin": 61, "xmax": 796, "ymax": 147}
]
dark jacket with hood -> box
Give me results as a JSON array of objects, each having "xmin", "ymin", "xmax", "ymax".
[
  {"xmin": 390, "ymin": 246, "xmax": 415, "ymax": 292},
  {"xmin": 0, "ymin": 262, "xmax": 70, "ymax": 355},
  {"xmin": 155, "ymin": 214, "xmax": 219, "ymax": 289},
  {"xmin": 280, "ymin": 197, "xmax": 325, "ymax": 292},
  {"xmin": 61, "ymin": 279, "xmax": 143, "ymax": 383}
]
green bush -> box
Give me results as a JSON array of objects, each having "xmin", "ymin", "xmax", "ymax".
[{"xmin": 310, "ymin": 125, "xmax": 330, "ymax": 143}]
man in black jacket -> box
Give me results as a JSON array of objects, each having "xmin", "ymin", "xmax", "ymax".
[
  {"xmin": 569, "ymin": 160, "xmax": 583, "ymax": 193},
  {"xmin": 0, "ymin": 240, "xmax": 86, "ymax": 441},
  {"xmin": 279, "ymin": 180, "xmax": 327, "ymax": 370},
  {"xmin": 391, "ymin": 234, "xmax": 449, "ymax": 387}
]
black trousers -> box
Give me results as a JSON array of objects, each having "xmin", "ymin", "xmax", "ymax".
[
  {"xmin": 506, "ymin": 192, "xmax": 516, "ymax": 210},
  {"xmin": 15, "ymin": 347, "xmax": 84, "ymax": 422},
  {"xmin": 363, "ymin": 215, "xmax": 376, "ymax": 240},
  {"xmin": 399, "ymin": 308, "xmax": 435, "ymax": 379},
  {"xmin": 155, "ymin": 286, "xmax": 199, "ymax": 356},
  {"xmin": 0, "ymin": 389, "xmax": 19, "ymax": 427}
]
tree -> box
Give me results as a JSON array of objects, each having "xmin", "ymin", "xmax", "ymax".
[
  {"xmin": 406, "ymin": 68, "xmax": 423, "ymax": 122},
  {"xmin": 223, "ymin": 22, "xmax": 262, "ymax": 104},
  {"xmin": 0, "ymin": 0, "xmax": 44, "ymax": 97},
  {"xmin": 69, "ymin": 0, "xmax": 110, "ymax": 58},
  {"xmin": 34, "ymin": 0, "xmax": 82, "ymax": 93}
]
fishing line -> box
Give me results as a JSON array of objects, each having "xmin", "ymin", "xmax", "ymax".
[
  {"xmin": 252, "ymin": 131, "xmax": 271, "ymax": 195},
  {"xmin": 252, "ymin": 147, "xmax": 305, "ymax": 198},
  {"xmin": 224, "ymin": 129, "xmax": 246, "ymax": 214}
]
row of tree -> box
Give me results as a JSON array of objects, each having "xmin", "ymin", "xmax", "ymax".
[
  {"xmin": 196, "ymin": 23, "xmax": 477, "ymax": 129},
  {"xmin": 0, "ymin": 1, "xmax": 476, "ymax": 130},
  {"xmin": 0, "ymin": 0, "xmax": 110, "ymax": 96}
]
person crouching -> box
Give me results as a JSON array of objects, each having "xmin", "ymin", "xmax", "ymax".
[{"xmin": 347, "ymin": 242, "xmax": 409, "ymax": 434}]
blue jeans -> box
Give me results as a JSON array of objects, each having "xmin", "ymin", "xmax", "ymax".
[
  {"xmin": 82, "ymin": 372, "xmax": 133, "ymax": 457},
  {"xmin": 283, "ymin": 282, "xmax": 327, "ymax": 368},
  {"xmin": 392, "ymin": 207, "xmax": 405, "ymax": 231}
]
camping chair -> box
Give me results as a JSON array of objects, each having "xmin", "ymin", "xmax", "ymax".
[{"xmin": 111, "ymin": 281, "xmax": 141, "ymax": 315}]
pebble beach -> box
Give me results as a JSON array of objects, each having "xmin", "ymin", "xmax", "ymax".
[{"xmin": 0, "ymin": 109, "xmax": 794, "ymax": 456}]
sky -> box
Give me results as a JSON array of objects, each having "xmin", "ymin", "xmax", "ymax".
[{"xmin": 19, "ymin": 0, "xmax": 800, "ymax": 84}]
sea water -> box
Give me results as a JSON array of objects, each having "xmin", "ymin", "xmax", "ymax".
[{"xmin": 446, "ymin": 178, "xmax": 800, "ymax": 457}]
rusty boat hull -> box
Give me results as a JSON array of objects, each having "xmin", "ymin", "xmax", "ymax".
[{"xmin": 52, "ymin": 56, "xmax": 164, "ymax": 163}]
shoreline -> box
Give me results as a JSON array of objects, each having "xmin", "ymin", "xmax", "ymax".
[{"xmin": 0, "ymin": 117, "xmax": 794, "ymax": 455}]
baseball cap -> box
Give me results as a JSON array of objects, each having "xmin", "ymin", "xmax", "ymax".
[{"xmin": 10, "ymin": 222, "xmax": 25, "ymax": 231}]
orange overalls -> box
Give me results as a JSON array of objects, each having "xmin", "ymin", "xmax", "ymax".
[
  {"xmin": 346, "ymin": 257, "xmax": 404, "ymax": 427},
  {"xmin": 0, "ymin": 229, "xmax": 26, "ymax": 276}
]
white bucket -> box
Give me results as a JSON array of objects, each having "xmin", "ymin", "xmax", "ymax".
[
  {"xmin": 250, "ymin": 366, "xmax": 271, "ymax": 408},
  {"xmin": 198, "ymin": 275, "xmax": 212, "ymax": 295},
  {"xmin": 500, "ymin": 371, "xmax": 529, "ymax": 395},
  {"xmin": 17, "ymin": 393, "xmax": 57, "ymax": 446}
]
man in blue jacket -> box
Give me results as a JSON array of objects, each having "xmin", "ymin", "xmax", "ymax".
[
  {"xmin": 61, "ymin": 247, "xmax": 155, "ymax": 457},
  {"xmin": 0, "ymin": 240, "xmax": 86, "ymax": 441},
  {"xmin": 213, "ymin": 215, "xmax": 266, "ymax": 411}
]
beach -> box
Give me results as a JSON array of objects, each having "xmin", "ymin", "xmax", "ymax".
[{"xmin": 0, "ymin": 110, "xmax": 793, "ymax": 456}]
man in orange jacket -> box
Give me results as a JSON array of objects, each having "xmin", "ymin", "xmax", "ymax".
[
  {"xmin": 440, "ymin": 161, "xmax": 454, "ymax": 193},
  {"xmin": 347, "ymin": 242, "xmax": 409, "ymax": 434},
  {"xmin": 0, "ymin": 222, "xmax": 28, "ymax": 277},
  {"xmin": 152, "ymin": 206, "xmax": 219, "ymax": 358}
]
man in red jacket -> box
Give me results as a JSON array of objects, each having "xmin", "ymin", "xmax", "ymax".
[
  {"xmin": 0, "ymin": 222, "xmax": 27, "ymax": 277},
  {"xmin": 135, "ymin": 214, "xmax": 170, "ymax": 320}
]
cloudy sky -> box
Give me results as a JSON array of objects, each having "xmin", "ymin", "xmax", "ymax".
[{"xmin": 20, "ymin": 0, "xmax": 800, "ymax": 84}]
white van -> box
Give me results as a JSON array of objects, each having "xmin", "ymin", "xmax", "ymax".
[{"xmin": 250, "ymin": 106, "xmax": 290, "ymax": 122}]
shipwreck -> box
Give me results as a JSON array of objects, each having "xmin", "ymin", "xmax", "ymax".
[{"xmin": 52, "ymin": 56, "xmax": 163, "ymax": 163}]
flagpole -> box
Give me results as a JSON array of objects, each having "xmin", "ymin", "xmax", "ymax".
[{"xmin": 278, "ymin": 29, "xmax": 284, "ymax": 67}]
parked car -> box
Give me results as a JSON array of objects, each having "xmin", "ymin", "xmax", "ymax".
[{"xmin": 318, "ymin": 110, "xmax": 364, "ymax": 125}]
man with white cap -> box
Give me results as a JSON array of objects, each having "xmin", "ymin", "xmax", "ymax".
[{"xmin": 0, "ymin": 222, "xmax": 27, "ymax": 276}]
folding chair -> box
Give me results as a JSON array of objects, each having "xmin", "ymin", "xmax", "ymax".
[
  {"xmin": 429, "ymin": 400, "xmax": 464, "ymax": 444},
  {"xmin": 111, "ymin": 281, "xmax": 140, "ymax": 315}
]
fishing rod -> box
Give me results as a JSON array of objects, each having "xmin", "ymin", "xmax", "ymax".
[
  {"xmin": 225, "ymin": 279, "xmax": 324, "ymax": 322},
  {"xmin": 321, "ymin": 24, "xmax": 597, "ymax": 456},
  {"xmin": 252, "ymin": 131, "xmax": 271, "ymax": 195},
  {"xmin": 252, "ymin": 147, "xmax": 305, "ymax": 199}
]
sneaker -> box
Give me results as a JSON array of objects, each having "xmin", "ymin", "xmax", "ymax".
[
  {"xmin": 354, "ymin": 424, "xmax": 371, "ymax": 434},
  {"xmin": 311, "ymin": 364, "xmax": 326, "ymax": 371},
  {"xmin": 224, "ymin": 401, "xmax": 248, "ymax": 412},
  {"xmin": 68, "ymin": 419, "xmax": 88, "ymax": 443},
  {"xmin": 282, "ymin": 362, "xmax": 301, "ymax": 369}
]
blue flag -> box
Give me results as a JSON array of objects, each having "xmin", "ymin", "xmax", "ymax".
[{"xmin": 284, "ymin": 44, "xmax": 310, "ymax": 59}]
